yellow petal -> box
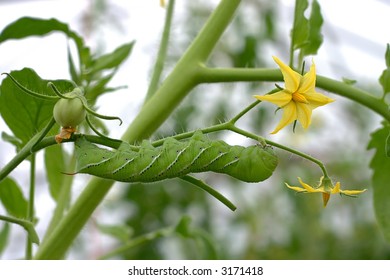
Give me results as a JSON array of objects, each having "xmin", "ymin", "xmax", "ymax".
[
  {"xmin": 272, "ymin": 56, "xmax": 301, "ymax": 92},
  {"xmin": 340, "ymin": 189, "xmax": 367, "ymax": 195},
  {"xmin": 296, "ymin": 103, "xmax": 312, "ymax": 129},
  {"xmin": 254, "ymin": 91, "xmax": 292, "ymax": 107},
  {"xmin": 305, "ymin": 90, "xmax": 335, "ymax": 109},
  {"xmin": 270, "ymin": 102, "xmax": 297, "ymax": 134},
  {"xmin": 299, "ymin": 63, "xmax": 316, "ymax": 93},
  {"xmin": 285, "ymin": 183, "xmax": 307, "ymax": 193},
  {"xmin": 330, "ymin": 182, "xmax": 341, "ymax": 194},
  {"xmin": 298, "ymin": 177, "xmax": 322, "ymax": 193}
]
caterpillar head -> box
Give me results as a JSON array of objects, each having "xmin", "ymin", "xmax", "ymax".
[{"xmin": 75, "ymin": 137, "xmax": 114, "ymax": 173}]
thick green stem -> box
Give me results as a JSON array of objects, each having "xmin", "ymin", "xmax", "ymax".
[
  {"xmin": 122, "ymin": 0, "xmax": 241, "ymax": 142},
  {"xmin": 198, "ymin": 66, "xmax": 390, "ymax": 122},
  {"xmin": 34, "ymin": 177, "xmax": 112, "ymax": 259},
  {"xmin": 34, "ymin": 0, "xmax": 242, "ymax": 259}
]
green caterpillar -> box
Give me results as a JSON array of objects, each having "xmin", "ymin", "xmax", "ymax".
[{"xmin": 74, "ymin": 131, "xmax": 278, "ymax": 183}]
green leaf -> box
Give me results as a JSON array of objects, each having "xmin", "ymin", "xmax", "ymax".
[
  {"xmin": 44, "ymin": 144, "xmax": 67, "ymax": 201},
  {"xmin": 0, "ymin": 17, "xmax": 90, "ymax": 69},
  {"xmin": 90, "ymin": 41, "xmax": 135, "ymax": 74},
  {"xmin": 1, "ymin": 131, "xmax": 23, "ymax": 152},
  {"xmin": 300, "ymin": 0, "xmax": 323, "ymax": 56},
  {"xmin": 97, "ymin": 223, "xmax": 133, "ymax": 243},
  {"xmin": 291, "ymin": 0, "xmax": 323, "ymax": 60},
  {"xmin": 385, "ymin": 43, "xmax": 390, "ymax": 68},
  {"xmin": 0, "ymin": 177, "xmax": 28, "ymax": 218},
  {"xmin": 67, "ymin": 44, "xmax": 81, "ymax": 85},
  {"xmin": 368, "ymin": 122, "xmax": 390, "ymax": 241},
  {"xmin": 379, "ymin": 44, "xmax": 390, "ymax": 95},
  {"xmin": 232, "ymin": 35, "xmax": 258, "ymax": 68},
  {"xmin": 86, "ymin": 70, "xmax": 119, "ymax": 101},
  {"xmin": 291, "ymin": 0, "xmax": 309, "ymax": 51},
  {"xmin": 0, "ymin": 68, "xmax": 75, "ymax": 145},
  {"xmin": 0, "ymin": 222, "xmax": 10, "ymax": 256}
]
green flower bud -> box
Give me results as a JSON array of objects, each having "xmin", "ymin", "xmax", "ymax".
[{"xmin": 53, "ymin": 95, "xmax": 86, "ymax": 128}]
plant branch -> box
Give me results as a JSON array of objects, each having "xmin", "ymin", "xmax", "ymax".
[
  {"xmin": 198, "ymin": 66, "xmax": 390, "ymax": 122},
  {"xmin": 0, "ymin": 214, "xmax": 39, "ymax": 246},
  {"xmin": 181, "ymin": 175, "xmax": 237, "ymax": 211}
]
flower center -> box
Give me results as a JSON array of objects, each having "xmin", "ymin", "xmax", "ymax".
[{"xmin": 292, "ymin": 92, "xmax": 309, "ymax": 103}]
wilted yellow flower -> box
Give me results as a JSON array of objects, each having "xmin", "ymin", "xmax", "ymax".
[
  {"xmin": 285, "ymin": 176, "xmax": 367, "ymax": 207},
  {"xmin": 254, "ymin": 56, "xmax": 334, "ymax": 134}
]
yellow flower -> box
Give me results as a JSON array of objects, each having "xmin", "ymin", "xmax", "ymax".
[
  {"xmin": 160, "ymin": 0, "xmax": 165, "ymax": 7},
  {"xmin": 254, "ymin": 56, "xmax": 334, "ymax": 134},
  {"xmin": 285, "ymin": 177, "xmax": 367, "ymax": 207}
]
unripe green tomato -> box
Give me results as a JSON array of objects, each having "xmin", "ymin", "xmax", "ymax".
[{"xmin": 53, "ymin": 97, "xmax": 86, "ymax": 128}]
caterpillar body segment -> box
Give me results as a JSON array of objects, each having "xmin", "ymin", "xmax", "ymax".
[{"xmin": 74, "ymin": 131, "xmax": 278, "ymax": 183}]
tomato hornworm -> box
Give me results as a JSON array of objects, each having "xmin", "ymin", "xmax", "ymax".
[{"xmin": 74, "ymin": 131, "xmax": 278, "ymax": 183}]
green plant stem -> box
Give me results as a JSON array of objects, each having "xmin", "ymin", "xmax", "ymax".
[
  {"xmin": 1, "ymin": 73, "xmax": 59, "ymax": 100},
  {"xmin": 230, "ymin": 100, "xmax": 261, "ymax": 123},
  {"xmin": 181, "ymin": 175, "xmax": 236, "ymax": 211},
  {"xmin": 80, "ymin": 97, "xmax": 123, "ymax": 124},
  {"xmin": 265, "ymin": 139, "xmax": 329, "ymax": 177},
  {"xmin": 25, "ymin": 154, "xmax": 36, "ymax": 259},
  {"xmin": 198, "ymin": 66, "xmax": 390, "ymax": 122},
  {"xmin": 0, "ymin": 214, "xmax": 39, "ymax": 245},
  {"xmin": 229, "ymin": 89, "xmax": 279, "ymax": 124},
  {"xmin": 30, "ymin": 117, "xmax": 57, "ymax": 152},
  {"xmin": 225, "ymin": 124, "xmax": 329, "ymax": 177},
  {"xmin": 34, "ymin": 0, "xmax": 242, "ymax": 260},
  {"xmin": 122, "ymin": 0, "xmax": 241, "ymax": 142},
  {"xmin": 147, "ymin": 97, "xmax": 329, "ymax": 176},
  {"xmin": 35, "ymin": 177, "xmax": 113, "ymax": 259},
  {"xmin": 99, "ymin": 226, "xmax": 175, "ymax": 260},
  {"xmin": 150, "ymin": 103, "xmax": 329, "ymax": 178},
  {"xmin": 0, "ymin": 134, "xmax": 123, "ymax": 184},
  {"xmin": 144, "ymin": 0, "xmax": 175, "ymax": 102}
]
